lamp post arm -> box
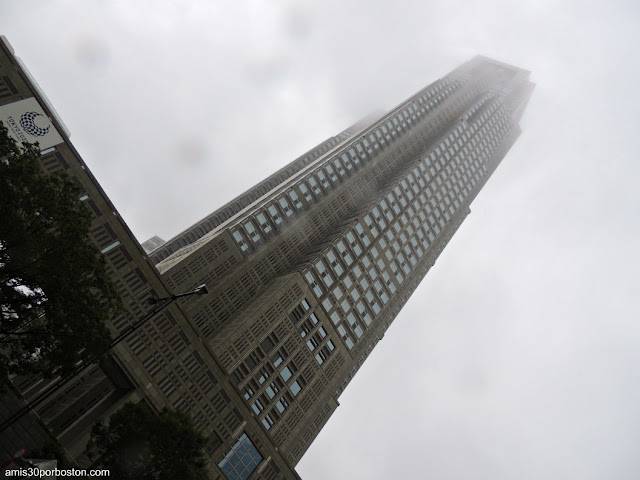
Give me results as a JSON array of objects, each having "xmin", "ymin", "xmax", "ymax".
[
  {"xmin": 107, "ymin": 297, "xmax": 174, "ymax": 350},
  {"xmin": 0, "ymin": 284, "xmax": 207, "ymax": 434}
]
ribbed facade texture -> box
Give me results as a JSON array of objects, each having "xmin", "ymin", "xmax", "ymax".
[
  {"xmin": 1, "ymin": 36, "xmax": 532, "ymax": 480},
  {"xmin": 154, "ymin": 56, "xmax": 533, "ymax": 466}
]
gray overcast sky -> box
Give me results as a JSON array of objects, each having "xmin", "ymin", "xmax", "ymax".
[{"xmin": 4, "ymin": 0, "xmax": 640, "ymax": 478}]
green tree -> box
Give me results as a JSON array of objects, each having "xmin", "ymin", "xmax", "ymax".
[
  {"xmin": 88, "ymin": 402, "xmax": 208, "ymax": 480},
  {"xmin": 0, "ymin": 121, "xmax": 123, "ymax": 381}
]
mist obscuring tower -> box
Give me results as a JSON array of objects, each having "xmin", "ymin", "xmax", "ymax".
[
  {"xmin": 1, "ymin": 37, "xmax": 531, "ymax": 478},
  {"xmin": 151, "ymin": 56, "xmax": 533, "ymax": 468}
]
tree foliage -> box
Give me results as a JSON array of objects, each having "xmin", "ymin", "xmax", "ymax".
[
  {"xmin": 0, "ymin": 121, "xmax": 122, "ymax": 381},
  {"xmin": 88, "ymin": 402, "xmax": 208, "ymax": 480}
]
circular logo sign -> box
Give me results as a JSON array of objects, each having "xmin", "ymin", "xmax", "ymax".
[{"xmin": 20, "ymin": 111, "xmax": 50, "ymax": 137}]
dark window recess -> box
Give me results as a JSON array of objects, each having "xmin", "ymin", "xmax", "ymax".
[
  {"xmin": 193, "ymin": 351, "xmax": 204, "ymax": 365},
  {"xmin": 135, "ymin": 268, "xmax": 148, "ymax": 284},
  {"xmin": 165, "ymin": 310, "xmax": 176, "ymax": 325},
  {"xmin": 288, "ymin": 304, "xmax": 306, "ymax": 323},
  {"xmin": 246, "ymin": 356, "xmax": 257, "ymax": 370},
  {"xmin": 1, "ymin": 76, "xmax": 18, "ymax": 94},
  {"xmin": 233, "ymin": 363, "xmax": 250, "ymax": 384},
  {"xmin": 220, "ymin": 389, "xmax": 231, "ymax": 404},
  {"xmin": 206, "ymin": 370, "xmax": 218, "ymax": 385},
  {"xmin": 54, "ymin": 152, "xmax": 69, "ymax": 169},
  {"xmin": 178, "ymin": 331, "xmax": 191, "ymax": 345},
  {"xmin": 260, "ymin": 337, "xmax": 274, "ymax": 352},
  {"xmin": 260, "ymin": 332, "xmax": 278, "ymax": 353},
  {"xmin": 232, "ymin": 407, "xmax": 243, "ymax": 422},
  {"xmin": 120, "ymin": 245, "xmax": 133, "ymax": 261},
  {"xmin": 103, "ymin": 222, "xmax": 117, "ymax": 239},
  {"xmin": 87, "ymin": 200, "xmax": 102, "ymax": 217}
]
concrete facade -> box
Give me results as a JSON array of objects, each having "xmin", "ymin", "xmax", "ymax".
[
  {"xmin": 153, "ymin": 56, "xmax": 533, "ymax": 467},
  {"xmin": 1, "ymin": 34, "xmax": 532, "ymax": 480},
  {"xmin": 0, "ymin": 36, "xmax": 300, "ymax": 480}
]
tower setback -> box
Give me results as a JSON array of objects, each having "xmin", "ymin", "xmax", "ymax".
[{"xmin": 152, "ymin": 56, "xmax": 533, "ymax": 468}]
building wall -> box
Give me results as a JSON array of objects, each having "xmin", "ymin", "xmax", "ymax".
[
  {"xmin": 157, "ymin": 56, "xmax": 533, "ymax": 466},
  {"xmin": 1, "ymin": 34, "xmax": 532, "ymax": 479},
  {"xmin": 146, "ymin": 113, "xmax": 382, "ymax": 265},
  {"xmin": 0, "ymin": 37, "xmax": 301, "ymax": 480}
]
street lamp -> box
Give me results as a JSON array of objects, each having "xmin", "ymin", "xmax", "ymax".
[
  {"xmin": 0, "ymin": 284, "xmax": 208, "ymax": 433},
  {"xmin": 107, "ymin": 283, "xmax": 209, "ymax": 350},
  {"xmin": 147, "ymin": 283, "xmax": 208, "ymax": 304}
]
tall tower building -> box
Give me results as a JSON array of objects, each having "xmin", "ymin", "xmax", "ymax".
[
  {"xmin": 151, "ymin": 56, "xmax": 533, "ymax": 467},
  {"xmin": 1, "ymin": 36, "xmax": 532, "ymax": 479}
]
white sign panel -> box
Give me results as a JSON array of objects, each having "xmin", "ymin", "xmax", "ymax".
[{"xmin": 0, "ymin": 97, "xmax": 64, "ymax": 150}]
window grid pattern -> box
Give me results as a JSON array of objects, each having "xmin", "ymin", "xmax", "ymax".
[
  {"xmin": 303, "ymin": 98, "xmax": 513, "ymax": 349},
  {"xmin": 218, "ymin": 433, "xmax": 263, "ymax": 480},
  {"xmin": 150, "ymin": 133, "xmax": 353, "ymax": 263},
  {"xmin": 229, "ymin": 79, "xmax": 466, "ymax": 256},
  {"xmin": 230, "ymin": 298, "xmax": 331, "ymax": 433}
]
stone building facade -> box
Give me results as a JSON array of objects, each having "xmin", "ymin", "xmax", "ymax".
[{"xmin": 1, "ymin": 34, "xmax": 532, "ymax": 479}]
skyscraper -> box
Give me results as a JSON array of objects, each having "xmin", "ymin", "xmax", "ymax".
[
  {"xmin": 1, "ymin": 36, "xmax": 532, "ymax": 479},
  {"xmin": 150, "ymin": 56, "xmax": 533, "ymax": 467}
]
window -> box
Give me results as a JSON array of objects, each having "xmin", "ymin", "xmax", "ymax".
[
  {"xmin": 278, "ymin": 197, "xmax": 293, "ymax": 217},
  {"xmin": 346, "ymin": 232, "xmax": 363, "ymax": 256},
  {"xmin": 276, "ymin": 395, "xmax": 290, "ymax": 413},
  {"xmin": 300, "ymin": 320, "xmax": 313, "ymax": 338},
  {"xmin": 267, "ymin": 204, "xmax": 283, "ymax": 227},
  {"xmin": 243, "ymin": 220, "xmax": 260, "ymax": 244},
  {"xmin": 262, "ymin": 414, "xmax": 275, "ymax": 430},
  {"xmin": 344, "ymin": 276, "xmax": 353, "ymax": 290},
  {"xmin": 272, "ymin": 348, "xmax": 287, "ymax": 368},
  {"xmin": 232, "ymin": 231, "xmax": 248, "ymax": 252},
  {"xmin": 244, "ymin": 385, "xmax": 254, "ymax": 400},
  {"xmin": 316, "ymin": 351, "xmax": 327, "ymax": 365},
  {"xmin": 305, "ymin": 271, "xmax": 323, "ymax": 296},
  {"xmin": 281, "ymin": 365, "xmax": 294, "ymax": 382},
  {"xmin": 357, "ymin": 302, "xmax": 372, "ymax": 326},
  {"xmin": 341, "ymin": 299, "xmax": 350, "ymax": 313},
  {"xmin": 291, "ymin": 380, "xmax": 302, "ymax": 396},
  {"xmin": 265, "ymin": 383, "xmax": 277, "ymax": 399},
  {"xmin": 308, "ymin": 176, "xmax": 322, "ymax": 196},
  {"xmin": 299, "ymin": 182, "xmax": 313, "ymax": 202},
  {"xmin": 325, "ymin": 164, "xmax": 338, "ymax": 182},
  {"xmin": 256, "ymin": 213, "xmax": 272, "ymax": 235},
  {"xmin": 252, "ymin": 399, "xmax": 264, "ymax": 414},
  {"xmin": 288, "ymin": 190, "xmax": 303, "ymax": 210},
  {"xmin": 219, "ymin": 433, "xmax": 263, "ymax": 480},
  {"xmin": 327, "ymin": 250, "xmax": 344, "ymax": 276},
  {"xmin": 336, "ymin": 240, "xmax": 353, "ymax": 266},
  {"xmin": 316, "ymin": 260, "xmax": 333, "ymax": 287},
  {"xmin": 257, "ymin": 365, "xmax": 272, "ymax": 385},
  {"xmin": 341, "ymin": 153, "xmax": 353, "ymax": 171},
  {"xmin": 97, "ymin": 240, "xmax": 120, "ymax": 254},
  {"xmin": 317, "ymin": 171, "xmax": 330, "ymax": 189}
]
